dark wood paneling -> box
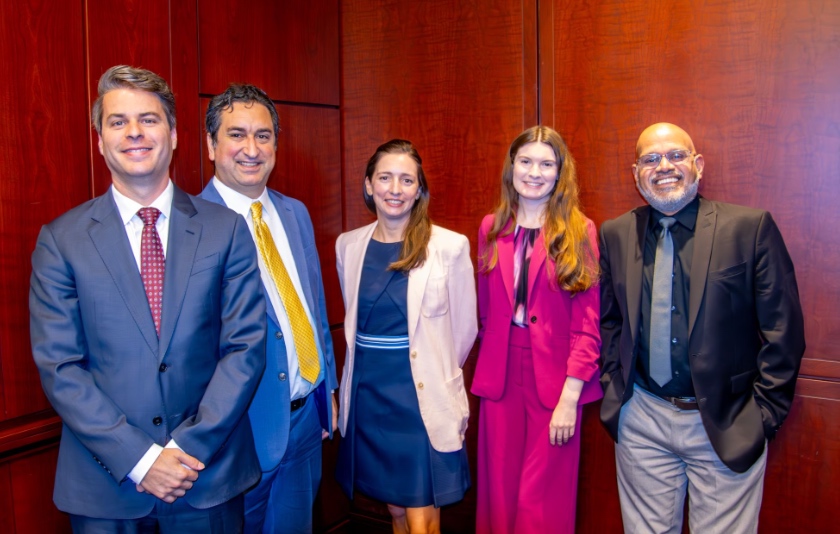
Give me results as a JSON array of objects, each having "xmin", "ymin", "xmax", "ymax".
[
  {"xmin": 0, "ymin": 462, "xmax": 14, "ymax": 532},
  {"xmin": 201, "ymin": 100, "xmax": 343, "ymax": 324},
  {"xmin": 86, "ymin": 0, "xmax": 174, "ymax": 195},
  {"xmin": 762, "ymin": 385, "xmax": 840, "ymax": 531},
  {"xmin": 169, "ymin": 0, "xmax": 203, "ymax": 194},
  {"xmin": 341, "ymin": 0, "xmax": 534, "ymax": 238},
  {"xmin": 197, "ymin": 0, "xmax": 339, "ymax": 106},
  {"xmin": 9, "ymin": 445, "xmax": 70, "ymax": 532},
  {"xmin": 576, "ymin": 403, "xmax": 623, "ymax": 534},
  {"xmin": 0, "ymin": 0, "xmax": 91, "ymax": 421}
]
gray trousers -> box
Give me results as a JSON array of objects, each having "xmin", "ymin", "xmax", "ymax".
[{"xmin": 615, "ymin": 385, "xmax": 767, "ymax": 534}]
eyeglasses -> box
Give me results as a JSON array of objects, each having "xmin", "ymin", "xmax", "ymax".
[{"xmin": 636, "ymin": 150, "xmax": 694, "ymax": 168}]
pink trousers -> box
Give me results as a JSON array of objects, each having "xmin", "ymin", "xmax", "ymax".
[{"xmin": 476, "ymin": 325, "xmax": 583, "ymax": 534}]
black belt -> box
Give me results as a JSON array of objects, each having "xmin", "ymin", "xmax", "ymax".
[
  {"xmin": 290, "ymin": 394, "xmax": 309, "ymax": 412},
  {"xmin": 660, "ymin": 395, "xmax": 698, "ymax": 410}
]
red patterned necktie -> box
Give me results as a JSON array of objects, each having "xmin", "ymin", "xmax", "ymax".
[{"xmin": 138, "ymin": 207, "xmax": 165, "ymax": 336}]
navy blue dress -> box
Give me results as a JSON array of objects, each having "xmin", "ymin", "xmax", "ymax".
[{"xmin": 337, "ymin": 239, "xmax": 470, "ymax": 508}]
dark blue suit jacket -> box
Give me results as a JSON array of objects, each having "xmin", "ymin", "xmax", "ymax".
[
  {"xmin": 29, "ymin": 185, "xmax": 267, "ymax": 517},
  {"xmin": 200, "ymin": 183, "xmax": 337, "ymax": 471}
]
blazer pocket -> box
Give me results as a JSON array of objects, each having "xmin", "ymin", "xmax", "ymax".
[
  {"xmin": 445, "ymin": 370, "xmax": 469, "ymax": 433},
  {"xmin": 710, "ymin": 262, "xmax": 746, "ymax": 280},
  {"xmin": 421, "ymin": 276, "xmax": 449, "ymax": 317},
  {"xmin": 191, "ymin": 253, "xmax": 220, "ymax": 275},
  {"xmin": 731, "ymin": 369, "xmax": 758, "ymax": 394}
]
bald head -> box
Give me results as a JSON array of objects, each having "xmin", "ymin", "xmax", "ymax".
[{"xmin": 636, "ymin": 123, "xmax": 696, "ymax": 157}]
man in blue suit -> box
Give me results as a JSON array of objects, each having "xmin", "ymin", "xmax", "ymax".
[
  {"xmin": 30, "ymin": 65, "xmax": 266, "ymax": 532},
  {"xmin": 200, "ymin": 83, "xmax": 338, "ymax": 534}
]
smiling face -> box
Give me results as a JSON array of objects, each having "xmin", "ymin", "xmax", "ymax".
[
  {"xmin": 364, "ymin": 152, "xmax": 421, "ymax": 229},
  {"xmin": 97, "ymin": 88, "xmax": 177, "ymax": 191},
  {"xmin": 207, "ymin": 101, "xmax": 276, "ymax": 199},
  {"xmin": 633, "ymin": 123, "xmax": 705, "ymax": 215},
  {"xmin": 512, "ymin": 141, "xmax": 559, "ymax": 209}
]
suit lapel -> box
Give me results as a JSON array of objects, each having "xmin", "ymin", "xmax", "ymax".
[
  {"xmin": 343, "ymin": 223, "xmax": 376, "ymax": 344},
  {"xmin": 527, "ymin": 228, "xmax": 547, "ymax": 301},
  {"xmin": 407, "ymin": 243, "xmax": 434, "ymax": 341},
  {"xmin": 626, "ymin": 207, "xmax": 649, "ymax": 344},
  {"xmin": 689, "ymin": 198, "xmax": 716, "ymax": 336},
  {"xmin": 270, "ymin": 191, "xmax": 311, "ymax": 328},
  {"xmin": 88, "ymin": 194, "xmax": 159, "ymax": 354},
  {"xmin": 498, "ymin": 227, "xmax": 515, "ymax": 308},
  {"xmin": 158, "ymin": 187, "xmax": 201, "ymax": 359}
]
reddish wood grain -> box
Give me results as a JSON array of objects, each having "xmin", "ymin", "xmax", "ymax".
[
  {"xmin": 0, "ymin": 462, "xmax": 14, "ymax": 532},
  {"xmin": 197, "ymin": 0, "xmax": 339, "ymax": 105},
  {"xmin": 86, "ymin": 0, "xmax": 174, "ymax": 195},
  {"xmin": 341, "ymin": 0, "xmax": 533, "ymax": 240},
  {"xmin": 169, "ymin": 0, "xmax": 203, "ymax": 194},
  {"xmin": 0, "ymin": 0, "xmax": 91, "ymax": 421},
  {"xmin": 200, "ymin": 99, "xmax": 343, "ymax": 324},
  {"xmin": 9, "ymin": 446, "xmax": 70, "ymax": 532}
]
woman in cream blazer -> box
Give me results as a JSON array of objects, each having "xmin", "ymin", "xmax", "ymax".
[{"xmin": 335, "ymin": 139, "xmax": 477, "ymax": 534}]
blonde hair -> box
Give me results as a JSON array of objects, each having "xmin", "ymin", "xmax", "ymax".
[{"xmin": 481, "ymin": 126, "xmax": 597, "ymax": 293}]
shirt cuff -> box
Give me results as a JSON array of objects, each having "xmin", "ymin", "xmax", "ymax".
[{"xmin": 127, "ymin": 443, "xmax": 164, "ymax": 484}]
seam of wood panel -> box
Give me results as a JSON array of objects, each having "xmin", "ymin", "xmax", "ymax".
[{"xmin": 82, "ymin": 0, "xmax": 95, "ymax": 200}]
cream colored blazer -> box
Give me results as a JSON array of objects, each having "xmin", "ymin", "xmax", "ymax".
[{"xmin": 336, "ymin": 222, "xmax": 478, "ymax": 452}]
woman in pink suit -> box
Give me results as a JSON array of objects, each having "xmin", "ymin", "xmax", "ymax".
[{"xmin": 472, "ymin": 126, "xmax": 602, "ymax": 534}]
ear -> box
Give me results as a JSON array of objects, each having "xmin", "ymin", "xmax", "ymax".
[
  {"xmin": 97, "ymin": 134, "xmax": 104, "ymax": 156},
  {"xmin": 170, "ymin": 127, "xmax": 178, "ymax": 150},
  {"xmin": 693, "ymin": 153, "xmax": 705, "ymax": 181},
  {"xmin": 364, "ymin": 176, "xmax": 373, "ymax": 196},
  {"xmin": 632, "ymin": 164, "xmax": 640, "ymax": 186},
  {"xmin": 206, "ymin": 133, "xmax": 216, "ymax": 162}
]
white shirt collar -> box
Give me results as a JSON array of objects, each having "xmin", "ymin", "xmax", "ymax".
[
  {"xmin": 111, "ymin": 180, "xmax": 174, "ymax": 224},
  {"xmin": 211, "ymin": 177, "xmax": 272, "ymax": 219}
]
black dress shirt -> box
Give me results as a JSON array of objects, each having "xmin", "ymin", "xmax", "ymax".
[{"xmin": 635, "ymin": 197, "xmax": 699, "ymax": 398}]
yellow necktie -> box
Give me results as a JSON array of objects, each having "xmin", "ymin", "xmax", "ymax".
[{"xmin": 251, "ymin": 202, "xmax": 320, "ymax": 384}]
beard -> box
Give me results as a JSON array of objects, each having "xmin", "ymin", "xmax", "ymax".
[{"xmin": 636, "ymin": 172, "xmax": 700, "ymax": 214}]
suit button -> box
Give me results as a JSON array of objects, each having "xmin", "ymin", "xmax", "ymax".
[
  {"xmin": 152, "ymin": 416, "xmax": 163, "ymax": 426},
  {"xmin": 417, "ymin": 382, "xmax": 424, "ymax": 389},
  {"xmin": 159, "ymin": 363, "xmax": 168, "ymax": 372},
  {"xmin": 530, "ymin": 316, "xmax": 537, "ymax": 324},
  {"xmin": 279, "ymin": 373, "xmax": 287, "ymax": 381},
  {"xmin": 275, "ymin": 332, "xmax": 283, "ymax": 339},
  {"xmin": 411, "ymin": 351, "xmax": 417, "ymax": 359}
]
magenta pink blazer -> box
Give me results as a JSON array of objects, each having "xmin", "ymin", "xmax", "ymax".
[{"xmin": 471, "ymin": 214, "xmax": 603, "ymax": 409}]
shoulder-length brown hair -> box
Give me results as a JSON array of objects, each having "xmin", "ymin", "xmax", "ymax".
[
  {"xmin": 481, "ymin": 126, "xmax": 597, "ymax": 293},
  {"xmin": 363, "ymin": 139, "xmax": 432, "ymax": 272}
]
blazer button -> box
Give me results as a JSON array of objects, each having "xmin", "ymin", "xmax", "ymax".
[
  {"xmin": 279, "ymin": 372, "xmax": 287, "ymax": 381},
  {"xmin": 159, "ymin": 363, "xmax": 168, "ymax": 372},
  {"xmin": 152, "ymin": 416, "xmax": 163, "ymax": 426},
  {"xmin": 530, "ymin": 316, "xmax": 537, "ymax": 324},
  {"xmin": 275, "ymin": 331, "xmax": 283, "ymax": 339},
  {"xmin": 410, "ymin": 351, "xmax": 417, "ymax": 359},
  {"xmin": 417, "ymin": 382, "xmax": 424, "ymax": 389}
]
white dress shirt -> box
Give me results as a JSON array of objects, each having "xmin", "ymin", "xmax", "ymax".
[
  {"xmin": 110, "ymin": 182, "xmax": 183, "ymax": 484},
  {"xmin": 212, "ymin": 177, "xmax": 323, "ymax": 400}
]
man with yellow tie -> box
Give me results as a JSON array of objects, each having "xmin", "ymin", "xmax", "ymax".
[{"xmin": 200, "ymin": 84, "xmax": 338, "ymax": 534}]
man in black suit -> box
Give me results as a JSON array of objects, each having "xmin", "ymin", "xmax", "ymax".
[{"xmin": 599, "ymin": 122, "xmax": 805, "ymax": 533}]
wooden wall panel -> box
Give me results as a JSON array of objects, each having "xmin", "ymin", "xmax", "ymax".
[
  {"xmin": 544, "ymin": 0, "xmax": 840, "ymax": 531},
  {"xmin": 8, "ymin": 446, "xmax": 69, "ymax": 532},
  {"xmin": 197, "ymin": 0, "xmax": 339, "ymax": 105},
  {"xmin": 86, "ymin": 0, "xmax": 173, "ymax": 195},
  {"xmin": 200, "ymin": 100, "xmax": 344, "ymax": 324},
  {"xmin": 0, "ymin": 0, "xmax": 90, "ymax": 421},
  {"xmin": 341, "ymin": 0, "xmax": 535, "ymax": 238}
]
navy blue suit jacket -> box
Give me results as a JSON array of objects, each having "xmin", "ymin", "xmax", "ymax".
[
  {"xmin": 200, "ymin": 183, "xmax": 337, "ymax": 471},
  {"xmin": 30, "ymin": 186, "xmax": 266, "ymax": 517}
]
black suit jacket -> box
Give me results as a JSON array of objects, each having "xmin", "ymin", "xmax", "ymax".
[{"xmin": 599, "ymin": 196, "xmax": 805, "ymax": 473}]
